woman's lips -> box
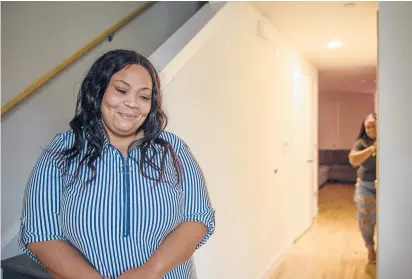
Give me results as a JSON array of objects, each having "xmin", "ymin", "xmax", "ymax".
[{"xmin": 118, "ymin": 112, "xmax": 138, "ymax": 120}]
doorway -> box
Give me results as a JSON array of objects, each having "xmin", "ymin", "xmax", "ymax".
[{"xmin": 288, "ymin": 65, "xmax": 317, "ymax": 242}]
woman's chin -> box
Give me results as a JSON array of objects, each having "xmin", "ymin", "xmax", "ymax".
[{"xmin": 113, "ymin": 125, "xmax": 139, "ymax": 137}]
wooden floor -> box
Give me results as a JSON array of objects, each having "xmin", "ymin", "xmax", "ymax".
[{"xmin": 270, "ymin": 184, "xmax": 377, "ymax": 279}]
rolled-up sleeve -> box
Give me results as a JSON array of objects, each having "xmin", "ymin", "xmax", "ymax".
[
  {"xmin": 18, "ymin": 134, "xmax": 66, "ymax": 263},
  {"xmin": 178, "ymin": 142, "xmax": 215, "ymax": 249}
]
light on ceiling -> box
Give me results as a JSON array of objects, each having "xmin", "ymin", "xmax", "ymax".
[{"xmin": 327, "ymin": 40, "xmax": 343, "ymax": 49}]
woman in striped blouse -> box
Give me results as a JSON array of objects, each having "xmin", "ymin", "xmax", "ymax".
[{"xmin": 18, "ymin": 49, "xmax": 216, "ymax": 279}]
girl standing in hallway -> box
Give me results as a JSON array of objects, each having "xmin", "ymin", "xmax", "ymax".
[{"xmin": 349, "ymin": 113, "xmax": 377, "ymax": 264}]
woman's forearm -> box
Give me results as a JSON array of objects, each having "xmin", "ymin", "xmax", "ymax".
[
  {"xmin": 144, "ymin": 222, "xmax": 208, "ymax": 277},
  {"xmin": 27, "ymin": 240, "xmax": 102, "ymax": 279},
  {"xmin": 349, "ymin": 146, "xmax": 374, "ymax": 167}
]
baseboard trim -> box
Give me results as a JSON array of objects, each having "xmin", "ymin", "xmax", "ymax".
[
  {"xmin": 319, "ymin": 181, "xmax": 328, "ymax": 189},
  {"xmin": 319, "ymin": 179, "xmax": 356, "ymax": 189},
  {"xmin": 258, "ymin": 241, "xmax": 293, "ymax": 279},
  {"xmin": 326, "ymin": 180, "xmax": 356, "ymax": 185}
]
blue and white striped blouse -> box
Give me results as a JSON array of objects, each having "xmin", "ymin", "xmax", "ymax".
[{"xmin": 18, "ymin": 130, "xmax": 215, "ymax": 279}]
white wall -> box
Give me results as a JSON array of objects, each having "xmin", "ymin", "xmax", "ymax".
[
  {"xmin": 161, "ymin": 2, "xmax": 318, "ymax": 279},
  {"xmin": 1, "ymin": 1, "xmax": 201, "ymax": 259},
  {"xmin": 379, "ymin": 2, "xmax": 412, "ymax": 279},
  {"xmin": 318, "ymin": 91, "xmax": 374, "ymax": 150}
]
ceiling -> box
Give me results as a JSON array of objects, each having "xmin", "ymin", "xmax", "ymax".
[{"xmin": 250, "ymin": 1, "xmax": 378, "ymax": 94}]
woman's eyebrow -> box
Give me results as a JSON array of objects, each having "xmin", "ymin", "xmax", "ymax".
[
  {"xmin": 115, "ymin": 80, "xmax": 152, "ymax": 92},
  {"xmin": 114, "ymin": 80, "xmax": 130, "ymax": 87}
]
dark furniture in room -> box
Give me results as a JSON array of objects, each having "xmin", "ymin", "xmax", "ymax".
[{"xmin": 318, "ymin": 149, "xmax": 357, "ymax": 187}]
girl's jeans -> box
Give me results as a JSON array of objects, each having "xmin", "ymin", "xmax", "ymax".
[{"xmin": 354, "ymin": 179, "xmax": 376, "ymax": 248}]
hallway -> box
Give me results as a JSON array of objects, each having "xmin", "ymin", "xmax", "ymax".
[{"xmin": 270, "ymin": 184, "xmax": 377, "ymax": 279}]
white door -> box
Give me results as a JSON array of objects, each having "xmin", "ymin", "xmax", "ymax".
[
  {"xmin": 289, "ymin": 67, "xmax": 315, "ymax": 241},
  {"xmin": 306, "ymin": 75, "xmax": 318, "ymax": 220},
  {"xmin": 312, "ymin": 77, "xmax": 319, "ymax": 218}
]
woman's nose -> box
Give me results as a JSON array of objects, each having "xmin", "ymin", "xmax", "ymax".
[{"xmin": 124, "ymin": 95, "xmax": 139, "ymax": 108}]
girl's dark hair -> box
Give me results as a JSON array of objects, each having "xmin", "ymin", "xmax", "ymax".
[
  {"xmin": 357, "ymin": 112, "xmax": 377, "ymax": 142},
  {"xmin": 62, "ymin": 49, "xmax": 182, "ymax": 185}
]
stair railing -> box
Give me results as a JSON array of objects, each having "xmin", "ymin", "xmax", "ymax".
[{"xmin": 1, "ymin": 1, "xmax": 155, "ymax": 116}]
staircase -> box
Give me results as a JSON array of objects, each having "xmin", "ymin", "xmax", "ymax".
[{"xmin": 2, "ymin": 255, "xmax": 51, "ymax": 279}]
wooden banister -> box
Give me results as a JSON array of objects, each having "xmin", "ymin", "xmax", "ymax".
[{"xmin": 1, "ymin": 1, "xmax": 155, "ymax": 116}]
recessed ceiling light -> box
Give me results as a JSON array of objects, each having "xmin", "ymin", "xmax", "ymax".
[{"xmin": 327, "ymin": 40, "xmax": 343, "ymax": 49}]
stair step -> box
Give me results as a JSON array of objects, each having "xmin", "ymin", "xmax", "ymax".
[{"xmin": 1, "ymin": 254, "xmax": 51, "ymax": 279}]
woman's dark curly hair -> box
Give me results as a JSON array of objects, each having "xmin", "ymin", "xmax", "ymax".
[{"xmin": 62, "ymin": 49, "xmax": 182, "ymax": 185}]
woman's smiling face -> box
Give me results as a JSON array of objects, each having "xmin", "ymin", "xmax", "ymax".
[{"xmin": 101, "ymin": 64, "xmax": 153, "ymax": 138}]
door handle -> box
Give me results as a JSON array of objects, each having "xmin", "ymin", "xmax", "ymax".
[{"xmin": 307, "ymin": 160, "xmax": 314, "ymax": 163}]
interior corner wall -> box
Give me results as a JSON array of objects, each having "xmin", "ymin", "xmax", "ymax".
[{"xmin": 160, "ymin": 2, "xmax": 318, "ymax": 279}]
